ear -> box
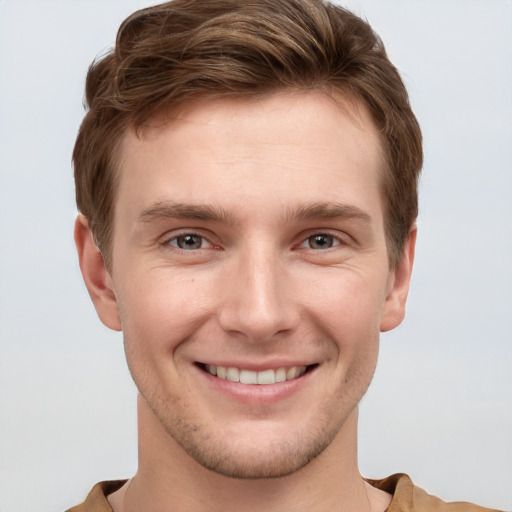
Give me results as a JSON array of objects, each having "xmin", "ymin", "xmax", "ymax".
[
  {"xmin": 74, "ymin": 215, "xmax": 122, "ymax": 331},
  {"xmin": 380, "ymin": 227, "xmax": 417, "ymax": 333}
]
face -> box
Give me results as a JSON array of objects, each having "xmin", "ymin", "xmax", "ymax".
[{"xmin": 77, "ymin": 91, "xmax": 414, "ymax": 479}]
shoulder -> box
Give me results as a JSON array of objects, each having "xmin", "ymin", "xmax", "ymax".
[
  {"xmin": 65, "ymin": 481, "xmax": 126, "ymax": 512},
  {"xmin": 367, "ymin": 473, "xmax": 503, "ymax": 512}
]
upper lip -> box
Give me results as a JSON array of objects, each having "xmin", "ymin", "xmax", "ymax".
[{"xmin": 196, "ymin": 360, "xmax": 317, "ymax": 371}]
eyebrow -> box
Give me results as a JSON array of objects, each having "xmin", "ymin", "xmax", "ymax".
[
  {"xmin": 283, "ymin": 202, "xmax": 372, "ymax": 225},
  {"xmin": 137, "ymin": 200, "xmax": 372, "ymax": 226},
  {"xmin": 138, "ymin": 202, "xmax": 236, "ymax": 225}
]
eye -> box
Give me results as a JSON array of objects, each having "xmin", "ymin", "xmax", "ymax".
[
  {"xmin": 167, "ymin": 233, "xmax": 211, "ymax": 250},
  {"xmin": 301, "ymin": 233, "xmax": 340, "ymax": 250}
]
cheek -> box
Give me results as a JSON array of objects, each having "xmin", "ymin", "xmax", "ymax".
[
  {"xmin": 298, "ymin": 266, "xmax": 388, "ymax": 329},
  {"xmin": 116, "ymin": 269, "xmax": 217, "ymax": 354}
]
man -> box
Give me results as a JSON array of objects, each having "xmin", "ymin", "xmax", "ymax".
[{"xmin": 67, "ymin": 0, "xmax": 500, "ymax": 510}]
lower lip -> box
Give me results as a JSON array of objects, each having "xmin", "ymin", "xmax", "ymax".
[{"xmin": 196, "ymin": 366, "xmax": 314, "ymax": 405}]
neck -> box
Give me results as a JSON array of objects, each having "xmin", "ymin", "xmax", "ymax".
[{"xmin": 109, "ymin": 395, "xmax": 390, "ymax": 512}]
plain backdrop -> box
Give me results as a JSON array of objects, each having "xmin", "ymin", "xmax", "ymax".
[{"xmin": 0, "ymin": 1, "xmax": 511, "ymax": 511}]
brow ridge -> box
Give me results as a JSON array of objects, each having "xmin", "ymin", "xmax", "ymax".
[
  {"xmin": 138, "ymin": 202, "xmax": 236, "ymax": 225},
  {"xmin": 138, "ymin": 200, "xmax": 372, "ymax": 226},
  {"xmin": 283, "ymin": 202, "xmax": 372, "ymax": 224}
]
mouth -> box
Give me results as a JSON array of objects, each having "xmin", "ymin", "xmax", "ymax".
[{"xmin": 196, "ymin": 363, "xmax": 317, "ymax": 385}]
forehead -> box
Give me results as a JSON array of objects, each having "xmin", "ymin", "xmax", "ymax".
[
  {"xmin": 128, "ymin": 91, "xmax": 381, "ymax": 157},
  {"xmin": 116, "ymin": 91, "xmax": 385, "ymax": 222}
]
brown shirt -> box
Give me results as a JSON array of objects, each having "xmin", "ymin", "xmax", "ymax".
[{"xmin": 66, "ymin": 473, "xmax": 502, "ymax": 512}]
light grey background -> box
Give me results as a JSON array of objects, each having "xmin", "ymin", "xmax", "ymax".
[{"xmin": 0, "ymin": 1, "xmax": 510, "ymax": 511}]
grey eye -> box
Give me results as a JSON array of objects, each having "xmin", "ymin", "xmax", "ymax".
[
  {"xmin": 172, "ymin": 234, "xmax": 205, "ymax": 250},
  {"xmin": 307, "ymin": 234, "xmax": 336, "ymax": 250}
]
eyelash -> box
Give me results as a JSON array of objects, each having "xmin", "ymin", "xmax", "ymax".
[
  {"xmin": 299, "ymin": 233, "xmax": 343, "ymax": 251},
  {"xmin": 162, "ymin": 232, "xmax": 214, "ymax": 251},
  {"xmin": 161, "ymin": 231, "xmax": 346, "ymax": 253}
]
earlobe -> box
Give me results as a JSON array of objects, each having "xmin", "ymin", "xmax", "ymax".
[
  {"xmin": 74, "ymin": 215, "xmax": 122, "ymax": 331},
  {"xmin": 380, "ymin": 227, "xmax": 417, "ymax": 333}
]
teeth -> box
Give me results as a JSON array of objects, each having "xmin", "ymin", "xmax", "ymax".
[
  {"xmin": 256, "ymin": 369, "xmax": 275, "ymax": 385},
  {"xmin": 240, "ymin": 370, "xmax": 257, "ymax": 384},
  {"xmin": 204, "ymin": 365, "xmax": 308, "ymax": 385},
  {"xmin": 286, "ymin": 367, "xmax": 299, "ymax": 380},
  {"xmin": 275, "ymin": 367, "xmax": 287, "ymax": 383},
  {"xmin": 226, "ymin": 367, "xmax": 240, "ymax": 382}
]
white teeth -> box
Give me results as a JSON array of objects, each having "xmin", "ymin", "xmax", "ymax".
[
  {"xmin": 275, "ymin": 367, "xmax": 287, "ymax": 383},
  {"xmin": 257, "ymin": 369, "xmax": 275, "ymax": 385},
  {"xmin": 204, "ymin": 365, "xmax": 309, "ymax": 385},
  {"xmin": 240, "ymin": 370, "xmax": 258, "ymax": 384},
  {"xmin": 226, "ymin": 367, "xmax": 240, "ymax": 382},
  {"xmin": 286, "ymin": 367, "xmax": 299, "ymax": 380}
]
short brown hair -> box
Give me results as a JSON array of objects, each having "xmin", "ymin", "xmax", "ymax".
[{"xmin": 73, "ymin": 0, "xmax": 422, "ymax": 268}]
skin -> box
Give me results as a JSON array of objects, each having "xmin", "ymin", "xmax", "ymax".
[{"xmin": 75, "ymin": 91, "xmax": 415, "ymax": 512}]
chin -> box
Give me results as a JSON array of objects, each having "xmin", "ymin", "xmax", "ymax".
[
  {"xmin": 177, "ymin": 432, "xmax": 332, "ymax": 479},
  {"xmin": 149, "ymin": 399, "xmax": 348, "ymax": 480}
]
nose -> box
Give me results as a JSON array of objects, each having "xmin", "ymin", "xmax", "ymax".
[{"xmin": 218, "ymin": 245, "xmax": 299, "ymax": 342}]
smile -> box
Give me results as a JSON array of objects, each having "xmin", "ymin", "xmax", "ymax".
[{"xmin": 200, "ymin": 364, "xmax": 312, "ymax": 385}]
